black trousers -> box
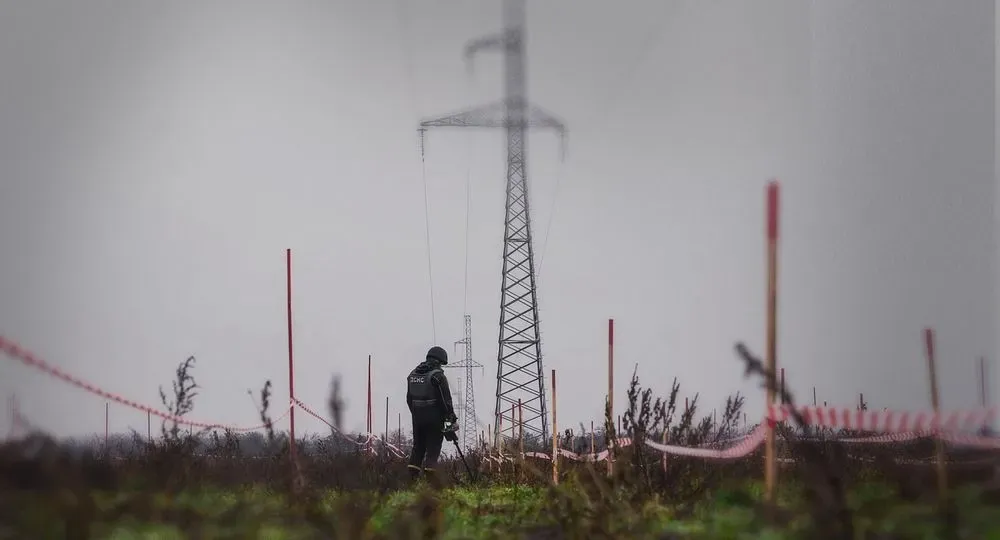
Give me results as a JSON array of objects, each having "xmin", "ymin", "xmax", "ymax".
[{"xmin": 408, "ymin": 415, "xmax": 444, "ymax": 473}]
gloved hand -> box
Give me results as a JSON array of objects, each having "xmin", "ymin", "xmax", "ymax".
[
  {"xmin": 444, "ymin": 429, "xmax": 458, "ymax": 443},
  {"xmin": 446, "ymin": 412, "xmax": 458, "ymax": 425}
]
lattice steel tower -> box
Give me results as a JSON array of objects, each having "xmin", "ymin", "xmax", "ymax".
[
  {"xmin": 418, "ymin": 0, "xmax": 565, "ymax": 441},
  {"xmin": 448, "ymin": 314, "xmax": 483, "ymax": 452}
]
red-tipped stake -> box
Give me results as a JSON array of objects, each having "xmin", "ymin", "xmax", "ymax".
[
  {"xmin": 367, "ymin": 355, "xmax": 372, "ymax": 434},
  {"xmin": 764, "ymin": 180, "xmax": 780, "ymax": 503},
  {"xmin": 924, "ymin": 328, "xmax": 947, "ymax": 501},
  {"xmin": 551, "ymin": 369, "xmax": 558, "ymax": 485},
  {"xmin": 286, "ymin": 249, "xmax": 297, "ymax": 464},
  {"xmin": 607, "ymin": 318, "xmax": 614, "ymax": 477}
]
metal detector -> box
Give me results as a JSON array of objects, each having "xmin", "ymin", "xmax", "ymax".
[{"xmin": 444, "ymin": 422, "xmax": 475, "ymax": 482}]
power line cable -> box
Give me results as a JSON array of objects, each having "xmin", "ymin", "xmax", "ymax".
[
  {"xmin": 420, "ymin": 154, "xmax": 438, "ymax": 343},
  {"xmin": 396, "ymin": 0, "xmax": 437, "ymax": 342}
]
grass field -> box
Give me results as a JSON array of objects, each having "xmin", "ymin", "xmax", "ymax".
[
  {"xmin": 6, "ymin": 477, "xmax": 1000, "ymax": 539},
  {"xmin": 3, "ymin": 348, "xmax": 999, "ymax": 539}
]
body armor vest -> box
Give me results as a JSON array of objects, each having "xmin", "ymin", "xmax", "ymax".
[{"xmin": 408, "ymin": 366, "xmax": 443, "ymax": 408}]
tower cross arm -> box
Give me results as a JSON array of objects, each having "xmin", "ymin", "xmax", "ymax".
[
  {"xmin": 418, "ymin": 100, "xmax": 564, "ymax": 131},
  {"xmin": 464, "ymin": 33, "xmax": 507, "ymax": 63},
  {"xmin": 449, "ymin": 360, "xmax": 484, "ymax": 369},
  {"xmin": 418, "ymin": 100, "xmax": 567, "ymax": 158}
]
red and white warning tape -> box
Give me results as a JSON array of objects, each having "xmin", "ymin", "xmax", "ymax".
[
  {"xmin": 765, "ymin": 404, "xmax": 996, "ymax": 434},
  {"xmin": 513, "ymin": 405, "xmax": 999, "ymax": 462},
  {"xmin": 292, "ymin": 398, "xmax": 408, "ymax": 459},
  {"xmin": 0, "ymin": 335, "xmax": 291, "ymax": 432},
  {"xmin": 3, "ymin": 334, "xmax": 999, "ymax": 462}
]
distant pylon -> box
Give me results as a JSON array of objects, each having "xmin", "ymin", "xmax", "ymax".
[
  {"xmin": 418, "ymin": 0, "xmax": 565, "ymax": 442},
  {"xmin": 449, "ymin": 314, "xmax": 483, "ymax": 452}
]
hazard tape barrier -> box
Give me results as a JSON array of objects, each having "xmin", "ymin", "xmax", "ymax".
[
  {"xmin": 292, "ymin": 398, "xmax": 408, "ymax": 459},
  {"xmin": 3, "ymin": 335, "xmax": 998, "ymax": 465},
  {"xmin": 0, "ymin": 335, "xmax": 291, "ymax": 432}
]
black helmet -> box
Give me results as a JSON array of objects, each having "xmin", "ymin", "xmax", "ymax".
[{"xmin": 427, "ymin": 346, "xmax": 448, "ymax": 365}]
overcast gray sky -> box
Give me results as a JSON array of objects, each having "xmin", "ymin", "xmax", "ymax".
[{"xmin": 0, "ymin": 0, "xmax": 996, "ymax": 440}]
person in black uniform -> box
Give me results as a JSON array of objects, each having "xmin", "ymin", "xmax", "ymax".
[{"xmin": 406, "ymin": 345, "xmax": 458, "ymax": 482}]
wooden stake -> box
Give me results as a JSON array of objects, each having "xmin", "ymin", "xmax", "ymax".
[
  {"xmin": 979, "ymin": 356, "xmax": 988, "ymax": 408},
  {"xmin": 924, "ymin": 327, "xmax": 948, "ymax": 501},
  {"xmin": 518, "ymin": 399, "xmax": 524, "ymax": 455},
  {"xmin": 661, "ymin": 426, "xmax": 667, "ymax": 473},
  {"xmin": 518, "ymin": 399, "xmax": 524, "ymax": 481},
  {"xmin": 590, "ymin": 420, "xmax": 595, "ymax": 456},
  {"xmin": 367, "ymin": 355, "xmax": 372, "ymax": 434},
  {"xmin": 285, "ymin": 248, "xmax": 297, "ymax": 464},
  {"xmin": 607, "ymin": 318, "xmax": 614, "ymax": 477},
  {"xmin": 980, "ymin": 357, "xmax": 989, "ymax": 435},
  {"xmin": 510, "ymin": 404, "xmax": 515, "ymax": 452},
  {"xmin": 779, "ymin": 368, "xmax": 785, "ymax": 404},
  {"xmin": 764, "ymin": 180, "xmax": 780, "ymax": 503},
  {"xmin": 551, "ymin": 369, "xmax": 558, "ymax": 484}
]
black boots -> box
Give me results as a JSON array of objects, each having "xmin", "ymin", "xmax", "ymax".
[
  {"xmin": 423, "ymin": 468, "xmax": 443, "ymax": 489},
  {"xmin": 407, "ymin": 464, "xmax": 421, "ymax": 482},
  {"xmin": 408, "ymin": 464, "xmax": 443, "ymax": 489}
]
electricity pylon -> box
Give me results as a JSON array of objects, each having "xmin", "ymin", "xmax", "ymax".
[
  {"xmin": 418, "ymin": 0, "xmax": 565, "ymax": 442},
  {"xmin": 449, "ymin": 314, "xmax": 483, "ymax": 452}
]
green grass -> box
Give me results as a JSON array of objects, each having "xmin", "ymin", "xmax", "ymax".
[
  {"xmin": 13, "ymin": 481, "xmax": 993, "ymax": 539},
  {"xmin": 6, "ymin": 361, "xmax": 998, "ymax": 539}
]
